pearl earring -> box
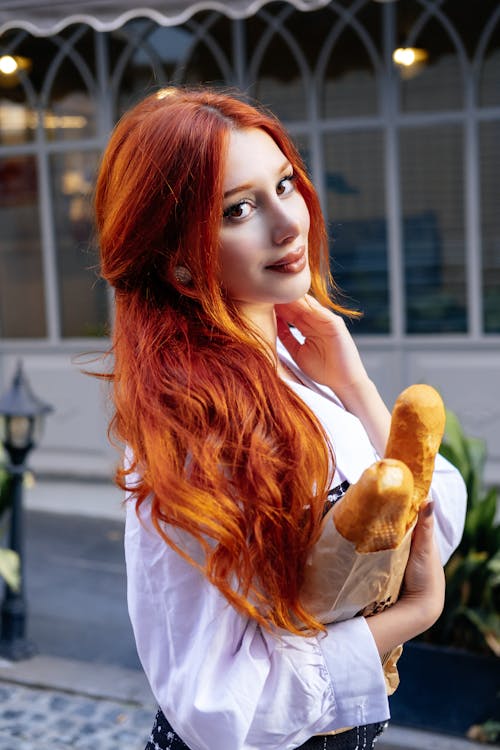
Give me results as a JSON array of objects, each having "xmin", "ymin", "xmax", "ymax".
[{"xmin": 173, "ymin": 265, "xmax": 192, "ymax": 284}]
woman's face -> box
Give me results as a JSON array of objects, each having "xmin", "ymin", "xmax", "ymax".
[{"xmin": 218, "ymin": 128, "xmax": 311, "ymax": 317}]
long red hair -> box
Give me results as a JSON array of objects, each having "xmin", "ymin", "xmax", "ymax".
[{"xmin": 96, "ymin": 87, "xmax": 353, "ymax": 634}]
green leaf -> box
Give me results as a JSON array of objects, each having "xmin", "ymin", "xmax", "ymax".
[
  {"xmin": 479, "ymin": 721, "xmax": 500, "ymax": 741},
  {"xmin": 0, "ymin": 548, "xmax": 20, "ymax": 591},
  {"xmin": 440, "ymin": 410, "xmax": 469, "ymax": 476},
  {"xmin": 0, "ymin": 468, "xmax": 12, "ymax": 518},
  {"xmin": 488, "ymin": 552, "xmax": 500, "ymax": 573},
  {"xmin": 487, "ymin": 551, "xmax": 500, "ymax": 585},
  {"xmin": 465, "ymin": 490, "xmax": 497, "ymax": 546},
  {"xmin": 465, "ymin": 437, "xmax": 487, "ymax": 507}
]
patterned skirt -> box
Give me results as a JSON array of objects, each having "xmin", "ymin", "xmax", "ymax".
[{"xmin": 144, "ymin": 708, "xmax": 388, "ymax": 750}]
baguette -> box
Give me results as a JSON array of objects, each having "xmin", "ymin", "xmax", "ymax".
[
  {"xmin": 385, "ymin": 384, "xmax": 446, "ymax": 530},
  {"xmin": 332, "ymin": 459, "xmax": 414, "ymax": 552}
]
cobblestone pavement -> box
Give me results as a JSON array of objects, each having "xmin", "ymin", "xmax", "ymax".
[
  {"xmin": 0, "ymin": 682, "xmax": 154, "ymax": 750},
  {"xmin": 0, "ymin": 680, "xmax": 493, "ymax": 750}
]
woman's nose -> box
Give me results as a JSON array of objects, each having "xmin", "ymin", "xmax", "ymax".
[{"xmin": 271, "ymin": 201, "xmax": 301, "ymax": 246}]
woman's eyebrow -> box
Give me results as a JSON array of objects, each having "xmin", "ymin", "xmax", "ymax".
[
  {"xmin": 224, "ymin": 181, "xmax": 252, "ymax": 200},
  {"xmin": 223, "ymin": 160, "xmax": 292, "ymax": 199}
]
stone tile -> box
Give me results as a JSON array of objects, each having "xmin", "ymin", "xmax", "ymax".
[{"xmin": 0, "ymin": 683, "xmax": 151, "ymax": 749}]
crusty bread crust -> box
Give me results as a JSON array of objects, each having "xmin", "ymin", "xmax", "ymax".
[
  {"xmin": 385, "ymin": 384, "xmax": 446, "ymax": 529},
  {"xmin": 333, "ymin": 459, "xmax": 414, "ymax": 552}
]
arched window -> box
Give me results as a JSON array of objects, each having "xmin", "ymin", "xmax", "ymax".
[
  {"xmin": 398, "ymin": 1, "xmax": 464, "ymax": 112},
  {"xmin": 317, "ymin": 2, "xmax": 386, "ymax": 332},
  {"xmin": 0, "ymin": 30, "xmax": 46, "ymax": 337},
  {"xmin": 250, "ymin": 6, "xmax": 309, "ymax": 122}
]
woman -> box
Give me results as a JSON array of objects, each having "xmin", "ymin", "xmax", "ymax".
[{"xmin": 95, "ymin": 87, "xmax": 466, "ymax": 750}]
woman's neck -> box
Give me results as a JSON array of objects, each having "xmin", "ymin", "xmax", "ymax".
[
  {"xmin": 238, "ymin": 302, "xmax": 278, "ymax": 352},
  {"xmin": 236, "ymin": 302, "xmax": 303, "ymax": 384}
]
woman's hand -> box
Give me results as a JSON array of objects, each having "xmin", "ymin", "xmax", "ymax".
[
  {"xmin": 276, "ymin": 295, "xmax": 391, "ymax": 455},
  {"xmin": 275, "ymin": 295, "xmax": 369, "ymax": 397},
  {"xmin": 366, "ymin": 503, "xmax": 445, "ymax": 656},
  {"xmin": 399, "ymin": 502, "xmax": 445, "ymax": 622}
]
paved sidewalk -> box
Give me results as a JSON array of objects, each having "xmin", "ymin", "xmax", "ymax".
[
  {"xmin": 0, "ymin": 654, "xmax": 155, "ymax": 750},
  {"xmin": 0, "ymin": 656, "xmax": 491, "ymax": 750},
  {"xmin": 0, "ymin": 682, "xmax": 151, "ymax": 750},
  {"xmin": 0, "ymin": 651, "xmax": 492, "ymax": 750}
]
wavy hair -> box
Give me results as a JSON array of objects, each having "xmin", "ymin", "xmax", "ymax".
[{"xmin": 96, "ymin": 87, "xmax": 354, "ymax": 634}]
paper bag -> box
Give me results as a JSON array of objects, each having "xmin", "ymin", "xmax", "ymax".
[{"xmin": 301, "ymin": 514, "xmax": 414, "ymax": 695}]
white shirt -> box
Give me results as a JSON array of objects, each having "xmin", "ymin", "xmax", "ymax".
[{"xmin": 125, "ymin": 345, "xmax": 466, "ymax": 750}]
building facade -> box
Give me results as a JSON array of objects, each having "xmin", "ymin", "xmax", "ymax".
[{"xmin": 0, "ymin": 0, "xmax": 499, "ymax": 484}]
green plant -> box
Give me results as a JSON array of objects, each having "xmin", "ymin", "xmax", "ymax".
[
  {"xmin": 0, "ymin": 459, "xmax": 11, "ymax": 518},
  {"xmin": 467, "ymin": 720, "xmax": 500, "ymax": 744},
  {"xmin": 0, "ymin": 547, "xmax": 19, "ymax": 590},
  {"xmin": 422, "ymin": 409, "xmax": 500, "ymax": 656}
]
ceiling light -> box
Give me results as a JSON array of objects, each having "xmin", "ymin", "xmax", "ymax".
[
  {"xmin": 393, "ymin": 47, "xmax": 428, "ymax": 67},
  {"xmin": 0, "ymin": 55, "xmax": 17, "ymax": 75}
]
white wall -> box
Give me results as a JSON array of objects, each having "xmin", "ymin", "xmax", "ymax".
[{"xmin": 1, "ymin": 344, "xmax": 498, "ymax": 490}]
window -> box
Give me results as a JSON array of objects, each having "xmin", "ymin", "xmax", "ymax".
[
  {"xmin": 326, "ymin": 131, "xmax": 388, "ymax": 333},
  {"xmin": 51, "ymin": 150, "xmax": 107, "ymax": 337},
  {"xmin": 0, "ymin": 154, "xmax": 46, "ymax": 337},
  {"xmin": 400, "ymin": 125, "xmax": 466, "ymax": 333},
  {"xmin": 0, "ymin": 1, "xmax": 498, "ymax": 344}
]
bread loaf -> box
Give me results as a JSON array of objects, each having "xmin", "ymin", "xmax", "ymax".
[
  {"xmin": 331, "ymin": 384, "xmax": 445, "ymax": 552},
  {"xmin": 332, "ymin": 459, "xmax": 414, "ymax": 552},
  {"xmin": 385, "ymin": 384, "xmax": 446, "ymax": 529}
]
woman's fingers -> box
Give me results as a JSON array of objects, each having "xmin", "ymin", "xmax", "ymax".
[
  {"xmin": 276, "ymin": 295, "xmax": 335, "ymax": 334},
  {"xmin": 402, "ymin": 501, "xmax": 445, "ymax": 622},
  {"xmin": 276, "ymin": 316, "xmax": 302, "ymax": 360},
  {"xmin": 411, "ymin": 501, "xmax": 435, "ymax": 558}
]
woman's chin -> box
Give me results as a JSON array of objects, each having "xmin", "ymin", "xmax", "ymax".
[{"xmin": 276, "ymin": 270, "xmax": 312, "ymax": 303}]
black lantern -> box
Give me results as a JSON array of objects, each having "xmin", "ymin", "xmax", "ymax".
[{"xmin": 0, "ymin": 361, "xmax": 53, "ymax": 660}]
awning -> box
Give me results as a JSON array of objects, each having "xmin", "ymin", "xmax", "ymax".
[{"xmin": 0, "ymin": 0, "xmax": 333, "ymax": 37}]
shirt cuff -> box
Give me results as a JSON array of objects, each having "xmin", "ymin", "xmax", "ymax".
[{"xmin": 318, "ymin": 616, "xmax": 390, "ymax": 729}]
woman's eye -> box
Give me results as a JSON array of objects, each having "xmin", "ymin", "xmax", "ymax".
[
  {"xmin": 223, "ymin": 201, "xmax": 252, "ymax": 220},
  {"xmin": 277, "ymin": 174, "xmax": 296, "ymax": 196}
]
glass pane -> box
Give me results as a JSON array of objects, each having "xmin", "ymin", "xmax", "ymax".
[
  {"xmin": 397, "ymin": 7, "xmax": 462, "ymax": 112},
  {"xmin": 180, "ymin": 38, "xmax": 229, "ymax": 87},
  {"xmin": 0, "ymin": 155, "xmax": 46, "ymax": 337},
  {"xmin": 322, "ymin": 26, "xmax": 378, "ymax": 118},
  {"xmin": 254, "ymin": 34, "xmax": 307, "ymax": 121},
  {"xmin": 51, "ymin": 151, "xmax": 108, "ymax": 337},
  {"xmin": 47, "ymin": 70, "xmax": 96, "ymax": 141},
  {"xmin": 0, "ymin": 44, "xmax": 34, "ymax": 145},
  {"xmin": 113, "ymin": 22, "xmax": 193, "ymax": 116},
  {"xmin": 444, "ymin": 0, "xmax": 498, "ymax": 59},
  {"xmin": 0, "ymin": 100, "xmax": 34, "ymax": 146},
  {"xmin": 0, "ymin": 33, "xmax": 40, "ymax": 144},
  {"xmin": 480, "ymin": 121, "xmax": 500, "ymax": 333},
  {"xmin": 281, "ymin": 5, "xmax": 336, "ymax": 70},
  {"xmin": 479, "ymin": 19, "xmax": 500, "ymax": 107},
  {"xmin": 180, "ymin": 13, "xmax": 230, "ymax": 86},
  {"xmin": 400, "ymin": 126, "xmax": 466, "ymax": 333},
  {"xmin": 325, "ymin": 131, "xmax": 389, "ymax": 334},
  {"xmin": 291, "ymin": 133, "xmax": 311, "ymax": 173}
]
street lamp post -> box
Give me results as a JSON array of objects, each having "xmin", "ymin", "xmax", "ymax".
[{"xmin": 0, "ymin": 362, "xmax": 52, "ymax": 660}]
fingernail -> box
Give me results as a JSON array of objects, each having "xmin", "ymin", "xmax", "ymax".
[{"xmin": 423, "ymin": 500, "xmax": 434, "ymax": 517}]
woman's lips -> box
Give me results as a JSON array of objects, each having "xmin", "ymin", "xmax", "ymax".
[{"xmin": 266, "ymin": 247, "xmax": 307, "ymax": 274}]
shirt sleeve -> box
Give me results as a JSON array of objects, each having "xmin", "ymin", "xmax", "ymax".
[
  {"xmin": 429, "ymin": 453, "xmax": 467, "ymax": 564},
  {"xmin": 125, "ymin": 500, "xmax": 390, "ymax": 750}
]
